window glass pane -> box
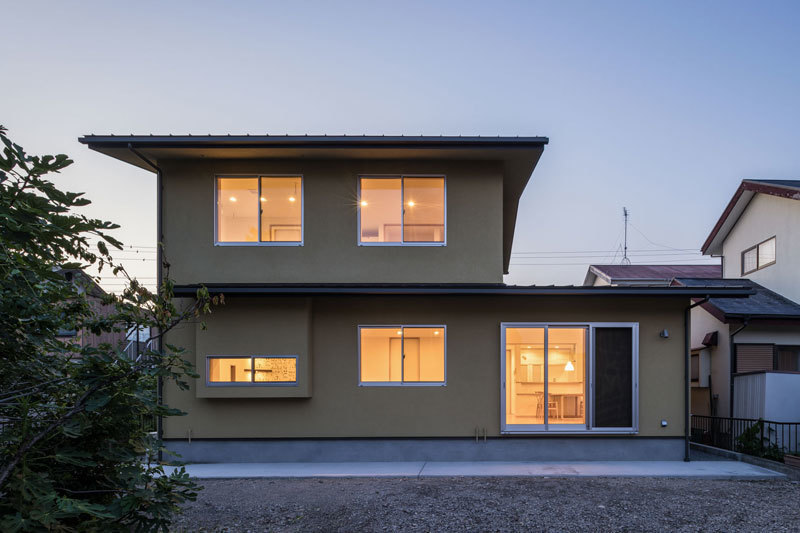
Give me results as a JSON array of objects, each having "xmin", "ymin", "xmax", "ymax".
[
  {"xmin": 742, "ymin": 248, "xmax": 757, "ymax": 273},
  {"xmin": 505, "ymin": 328, "xmax": 545, "ymax": 425},
  {"xmin": 594, "ymin": 328, "xmax": 633, "ymax": 428},
  {"xmin": 758, "ymin": 238, "xmax": 776, "ymax": 268},
  {"xmin": 360, "ymin": 178, "xmax": 401, "ymax": 242},
  {"xmin": 548, "ymin": 328, "xmax": 586, "ymax": 426},
  {"xmin": 260, "ymin": 177, "xmax": 302, "ymax": 242},
  {"xmin": 403, "ymin": 177, "xmax": 444, "ymax": 242},
  {"xmin": 253, "ymin": 357, "xmax": 297, "ymax": 383},
  {"xmin": 209, "ymin": 358, "xmax": 252, "ymax": 383},
  {"xmin": 402, "ymin": 328, "xmax": 445, "ymax": 382},
  {"xmin": 360, "ymin": 328, "xmax": 402, "ymax": 382},
  {"xmin": 217, "ymin": 178, "xmax": 258, "ymax": 242}
]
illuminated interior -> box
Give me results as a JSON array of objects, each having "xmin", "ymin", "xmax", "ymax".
[
  {"xmin": 360, "ymin": 326, "xmax": 445, "ymax": 383},
  {"xmin": 208, "ymin": 357, "xmax": 252, "ymax": 383},
  {"xmin": 359, "ymin": 177, "xmax": 444, "ymax": 243},
  {"xmin": 505, "ymin": 327, "xmax": 586, "ymax": 426},
  {"xmin": 217, "ymin": 178, "xmax": 258, "ymax": 242},
  {"xmin": 208, "ymin": 356, "xmax": 297, "ymax": 384},
  {"xmin": 216, "ymin": 176, "xmax": 302, "ymax": 242},
  {"xmin": 260, "ymin": 177, "xmax": 302, "ymax": 242}
]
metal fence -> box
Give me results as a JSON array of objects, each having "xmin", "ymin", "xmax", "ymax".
[{"xmin": 691, "ymin": 415, "xmax": 800, "ymax": 460}]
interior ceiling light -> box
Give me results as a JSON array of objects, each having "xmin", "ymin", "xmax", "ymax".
[
  {"xmin": 564, "ymin": 360, "xmax": 575, "ymax": 371},
  {"xmin": 434, "ymin": 331, "xmax": 439, "ymax": 335},
  {"xmin": 361, "ymin": 200, "xmax": 368, "ymax": 206},
  {"xmin": 396, "ymin": 330, "xmax": 402, "ymax": 335},
  {"xmin": 407, "ymin": 200, "xmax": 415, "ymax": 207},
  {"xmin": 260, "ymin": 197, "xmax": 266, "ymax": 202},
  {"xmin": 229, "ymin": 197, "xmax": 237, "ymax": 202},
  {"xmin": 289, "ymin": 196, "xmax": 296, "ymax": 202}
]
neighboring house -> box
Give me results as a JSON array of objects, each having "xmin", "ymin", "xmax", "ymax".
[
  {"xmin": 80, "ymin": 134, "xmax": 748, "ymax": 463},
  {"xmin": 702, "ymin": 179, "xmax": 800, "ymax": 303},
  {"xmin": 673, "ymin": 278, "xmax": 800, "ymax": 421},
  {"xmin": 697, "ymin": 179, "xmax": 800, "ymax": 421},
  {"xmin": 583, "ymin": 180, "xmax": 800, "ymax": 422},
  {"xmin": 56, "ymin": 269, "xmax": 127, "ymax": 353},
  {"xmin": 584, "ymin": 265, "xmax": 722, "ymax": 287}
]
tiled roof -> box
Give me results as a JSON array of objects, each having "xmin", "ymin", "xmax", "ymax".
[
  {"xmin": 587, "ymin": 264, "xmax": 721, "ymax": 285},
  {"xmin": 676, "ymin": 278, "xmax": 800, "ymax": 319}
]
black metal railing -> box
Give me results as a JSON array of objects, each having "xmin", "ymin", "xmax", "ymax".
[{"xmin": 691, "ymin": 415, "xmax": 800, "ymax": 462}]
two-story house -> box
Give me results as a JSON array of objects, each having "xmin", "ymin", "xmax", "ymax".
[
  {"xmin": 79, "ymin": 135, "xmax": 748, "ymax": 463},
  {"xmin": 695, "ymin": 179, "xmax": 800, "ymax": 421}
]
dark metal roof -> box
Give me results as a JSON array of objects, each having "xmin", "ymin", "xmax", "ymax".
[
  {"xmin": 747, "ymin": 179, "xmax": 800, "ymax": 190},
  {"xmin": 702, "ymin": 179, "xmax": 800, "ymax": 255},
  {"xmin": 78, "ymin": 134, "xmax": 549, "ymax": 148},
  {"xmin": 78, "ymin": 134, "xmax": 548, "ymax": 276},
  {"xmin": 173, "ymin": 282, "xmax": 753, "ymax": 298},
  {"xmin": 676, "ymin": 278, "xmax": 800, "ymax": 320},
  {"xmin": 584, "ymin": 264, "xmax": 721, "ymax": 286}
]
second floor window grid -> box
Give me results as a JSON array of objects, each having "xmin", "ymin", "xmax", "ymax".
[
  {"xmin": 216, "ymin": 176, "xmax": 302, "ymax": 244},
  {"xmin": 359, "ymin": 176, "xmax": 445, "ymax": 245},
  {"xmin": 741, "ymin": 236, "xmax": 776, "ymax": 275}
]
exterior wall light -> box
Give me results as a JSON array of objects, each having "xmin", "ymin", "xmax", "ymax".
[{"xmin": 659, "ymin": 329, "xmax": 669, "ymax": 338}]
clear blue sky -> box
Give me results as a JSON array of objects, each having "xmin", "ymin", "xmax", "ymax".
[{"xmin": 4, "ymin": 1, "xmax": 800, "ymax": 289}]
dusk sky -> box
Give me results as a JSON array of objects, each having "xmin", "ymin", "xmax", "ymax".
[{"xmin": 5, "ymin": 1, "xmax": 800, "ymax": 290}]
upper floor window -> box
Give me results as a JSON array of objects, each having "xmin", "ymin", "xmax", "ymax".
[
  {"xmin": 741, "ymin": 236, "xmax": 775, "ymax": 275},
  {"xmin": 359, "ymin": 176, "xmax": 445, "ymax": 245},
  {"xmin": 216, "ymin": 176, "xmax": 302, "ymax": 244}
]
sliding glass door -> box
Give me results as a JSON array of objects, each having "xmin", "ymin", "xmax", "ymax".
[{"xmin": 502, "ymin": 323, "xmax": 637, "ymax": 433}]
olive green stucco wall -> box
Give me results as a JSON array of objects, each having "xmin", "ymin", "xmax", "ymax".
[
  {"xmin": 163, "ymin": 295, "xmax": 687, "ymax": 440},
  {"xmin": 161, "ymin": 159, "xmax": 504, "ymax": 284}
]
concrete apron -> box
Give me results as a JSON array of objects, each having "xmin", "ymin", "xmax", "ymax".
[
  {"xmin": 163, "ymin": 460, "xmax": 785, "ymax": 480},
  {"xmin": 164, "ymin": 437, "xmax": 686, "ymax": 463}
]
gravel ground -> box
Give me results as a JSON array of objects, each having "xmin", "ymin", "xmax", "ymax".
[{"xmin": 172, "ymin": 477, "xmax": 800, "ymax": 532}]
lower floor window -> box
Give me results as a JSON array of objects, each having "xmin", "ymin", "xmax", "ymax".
[
  {"xmin": 359, "ymin": 326, "xmax": 446, "ymax": 385},
  {"xmin": 502, "ymin": 323, "xmax": 637, "ymax": 432},
  {"xmin": 208, "ymin": 356, "xmax": 297, "ymax": 385}
]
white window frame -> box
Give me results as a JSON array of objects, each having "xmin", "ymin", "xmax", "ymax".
[
  {"xmin": 357, "ymin": 175, "xmax": 447, "ymax": 247},
  {"xmin": 357, "ymin": 325, "xmax": 447, "ymax": 386},
  {"xmin": 500, "ymin": 322, "xmax": 639, "ymax": 435},
  {"xmin": 214, "ymin": 174, "xmax": 304, "ymax": 247},
  {"xmin": 206, "ymin": 355, "xmax": 299, "ymax": 387}
]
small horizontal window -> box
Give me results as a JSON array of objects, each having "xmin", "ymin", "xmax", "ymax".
[
  {"xmin": 359, "ymin": 326, "xmax": 445, "ymax": 385},
  {"xmin": 741, "ymin": 237, "xmax": 775, "ymax": 275},
  {"xmin": 217, "ymin": 176, "xmax": 302, "ymax": 244},
  {"xmin": 359, "ymin": 177, "xmax": 445, "ymax": 244},
  {"xmin": 208, "ymin": 356, "xmax": 297, "ymax": 385}
]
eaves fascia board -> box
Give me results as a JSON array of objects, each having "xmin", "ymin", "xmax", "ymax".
[{"xmin": 172, "ymin": 284, "xmax": 754, "ymax": 298}]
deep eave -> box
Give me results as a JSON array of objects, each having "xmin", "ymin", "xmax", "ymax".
[
  {"xmin": 78, "ymin": 134, "xmax": 549, "ymax": 275},
  {"xmin": 172, "ymin": 283, "xmax": 754, "ymax": 298},
  {"xmin": 702, "ymin": 179, "xmax": 800, "ymax": 255}
]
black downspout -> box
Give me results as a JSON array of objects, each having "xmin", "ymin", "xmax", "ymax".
[
  {"xmin": 685, "ymin": 296, "xmax": 710, "ymax": 462},
  {"xmin": 127, "ymin": 144, "xmax": 164, "ymax": 461},
  {"xmin": 729, "ymin": 319, "xmax": 750, "ymax": 420}
]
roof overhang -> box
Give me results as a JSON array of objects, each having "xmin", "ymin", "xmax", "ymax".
[
  {"xmin": 172, "ymin": 283, "xmax": 754, "ymax": 298},
  {"xmin": 78, "ymin": 135, "xmax": 548, "ymax": 274},
  {"xmin": 702, "ymin": 180, "xmax": 800, "ymax": 255}
]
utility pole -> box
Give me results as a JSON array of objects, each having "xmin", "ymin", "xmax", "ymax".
[{"xmin": 622, "ymin": 207, "xmax": 631, "ymax": 265}]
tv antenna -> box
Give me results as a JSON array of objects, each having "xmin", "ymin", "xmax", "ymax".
[{"xmin": 622, "ymin": 207, "xmax": 631, "ymax": 265}]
